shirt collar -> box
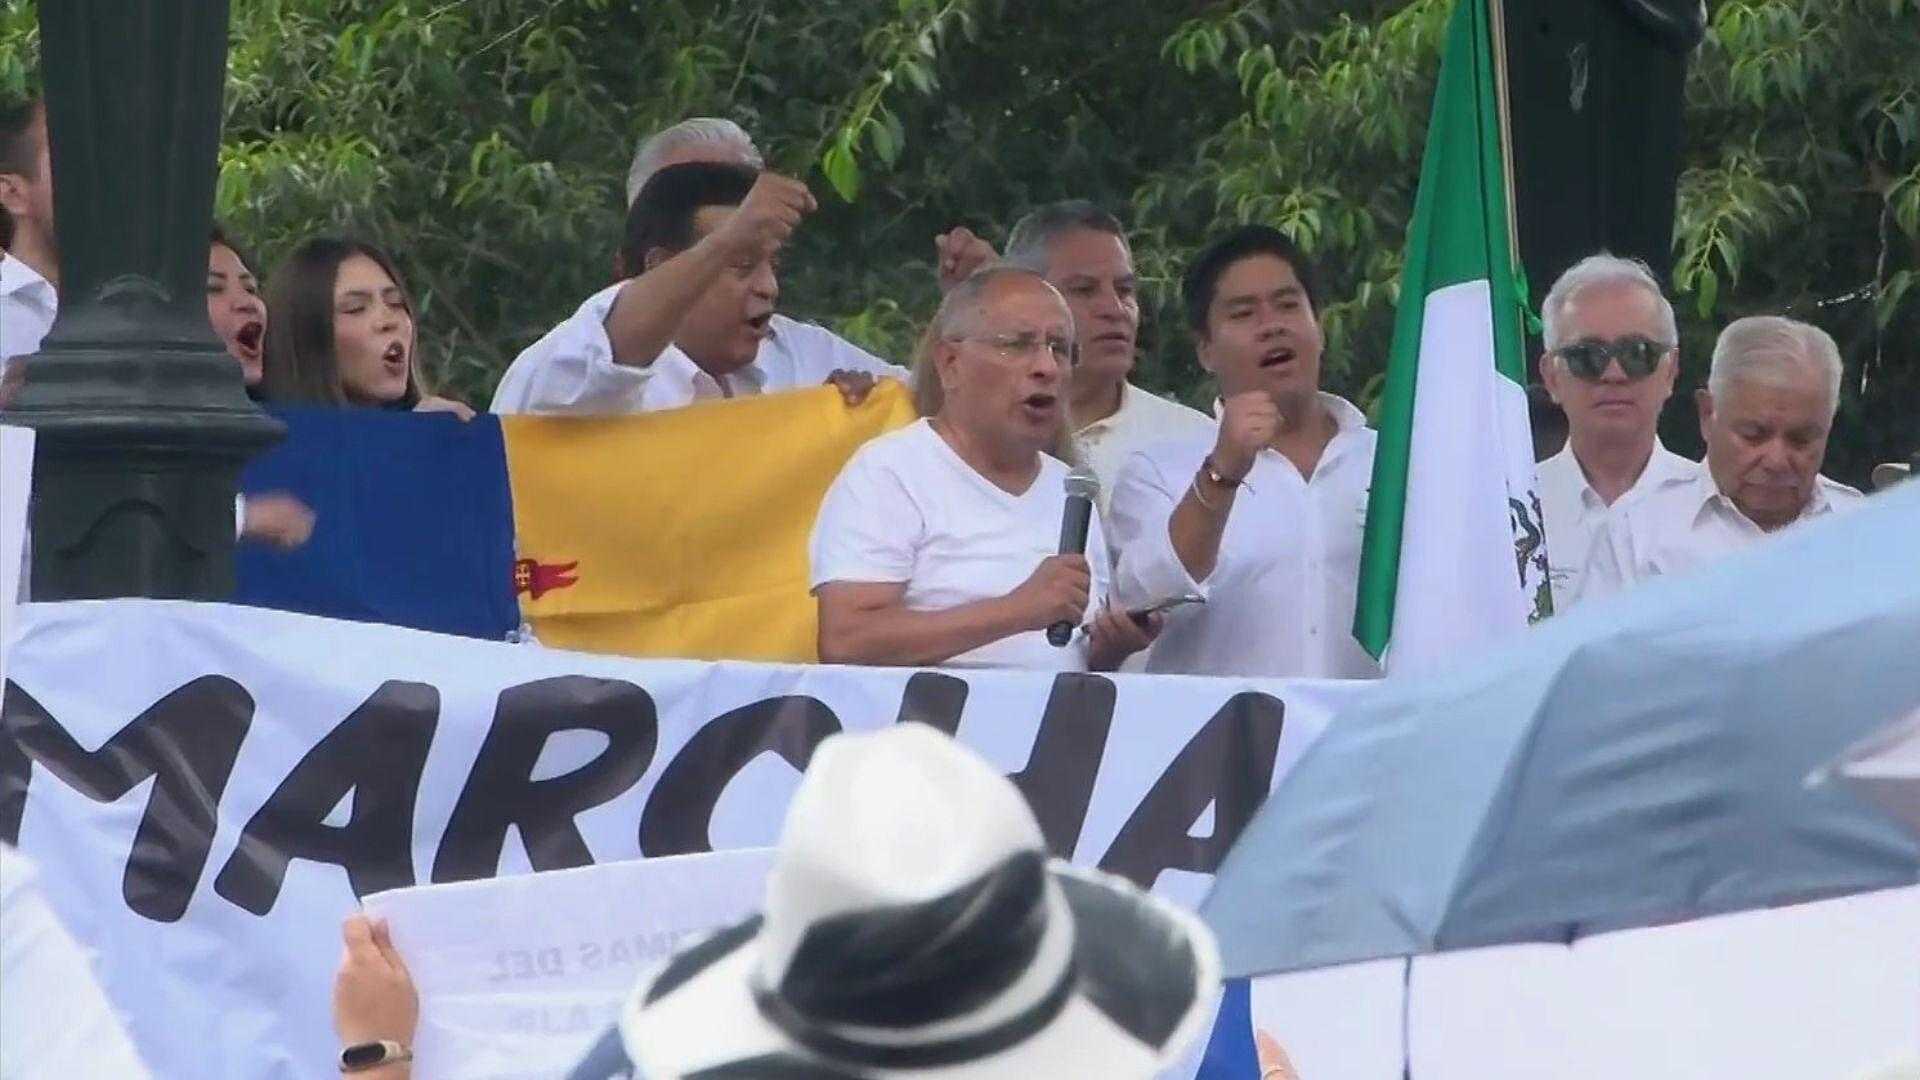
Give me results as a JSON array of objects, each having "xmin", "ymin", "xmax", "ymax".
[
  {"xmin": 1690, "ymin": 459, "xmax": 1836, "ymax": 530},
  {"xmin": 0, "ymin": 253, "xmax": 56, "ymax": 308},
  {"xmin": 1562, "ymin": 438, "xmax": 1692, "ymax": 510},
  {"xmin": 1077, "ymin": 382, "xmax": 1141, "ymax": 436}
]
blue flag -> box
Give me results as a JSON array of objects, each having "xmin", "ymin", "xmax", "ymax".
[
  {"xmin": 236, "ymin": 408, "xmax": 518, "ymax": 640},
  {"xmin": 1195, "ymin": 978, "xmax": 1258, "ymax": 1078}
]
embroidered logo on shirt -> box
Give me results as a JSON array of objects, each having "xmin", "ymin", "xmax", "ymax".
[{"xmin": 514, "ymin": 558, "xmax": 579, "ymax": 600}]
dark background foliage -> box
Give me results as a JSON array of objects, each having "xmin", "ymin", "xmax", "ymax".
[{"xmin": 2, "ymin": 0, "xmax": 1912, "ymax": 483}]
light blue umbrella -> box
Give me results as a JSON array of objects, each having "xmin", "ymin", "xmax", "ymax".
[{"xmin": 1201, "ymin": 483, "xmax": 1920, "ymax": 978}]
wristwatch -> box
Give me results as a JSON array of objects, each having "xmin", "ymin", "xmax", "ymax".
[{"xmin": 339, "ymin": 1040, "xmax": 412, "ymax": 1073}]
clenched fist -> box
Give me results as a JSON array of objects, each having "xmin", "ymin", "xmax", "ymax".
[
  {"xmin": 935, "ymin": 226, "xmax": 999, "ymax": 292},
  {"xmin": 709, "ymin": 172, "xmax": 817, "ymax": 264},
  {"xmin": 1211, "ymin": 390, "xmax": 1282, "ymax": 482},
  {"xmin": 1004, "ymin": 554, "xmax": 1091, "ymax": 632}
]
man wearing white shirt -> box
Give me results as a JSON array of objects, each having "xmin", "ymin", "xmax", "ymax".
[
  {"xmin": 1, "ymin": 97, "xmax": 57, "ymax": 406},
  {"xmin": 1583, "ymin": 315, "xmax": 1865, "ymax": 599},
  {"xmin": 1533, "ymin": 253, "xmax": 1697, "ymax": 608},
  {"xmin": 810, "ymin": 266, "xmax": 1155, "ymax": 672},
  {"xmin": 1001, "ymin": 200, "xmax": 1213, "ymax": 519},
  {"xmin": 1109, "ymin": 225, "xmax": 1380, "ymax": 679},
  {"xmin": 491, "ymin": 162, "xmax": 903, "ymax": 415}
]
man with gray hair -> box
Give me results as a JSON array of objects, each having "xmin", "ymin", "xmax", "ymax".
[
  {"xmin": 624, "ymin": 117, "xmax": 762, "ymax": 206},
  {"xmin": 1582, "ymin": 314, "xmax": 1864, "ymax": 600},
  {"xmin": 1534, "ymin": 253, "xmax": 1697, "ymax": 607},
  {"xmin": 1000, "ymin": 200, "xmax": 1212, "ymax": 515}
]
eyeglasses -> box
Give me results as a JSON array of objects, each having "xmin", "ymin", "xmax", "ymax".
[
  {"xmin": 948, "ymin": 331, "xmax": 1076, "ymax": 366},
  {"xmin": 1554, "ymin": 336, "xmax": 1671, "ymax": 381}
]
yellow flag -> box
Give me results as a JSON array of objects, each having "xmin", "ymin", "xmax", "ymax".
[{"xmin": 501, "ymin": 380, "xmax": 918, "ymax": 662}]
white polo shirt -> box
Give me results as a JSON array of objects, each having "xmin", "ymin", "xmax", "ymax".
[
  {"xmin": 809, "ymin": 419, "xmax": 1111, "ymax": 671},
  {"xmin": 1108, "ymin": 393, "xmax": 1381, "ymax": 679},
  {"xmin": 0, "ymin": 253, "xmax": 57, "ymax": 373},
  {"xmin": 1537, "ymin": 439, "xmax": 1697, "ymax": 610},
  {"xmin": 1074, "ymin": 382, "xmax": 1215, "ymax": 521},
  {"xmin": 1580, "ymin": 460, "xmax": 1865, "ymax": 602},
  {"xmin": 491, "ymin": 282, "xmax": 906, "ymax": 414}
]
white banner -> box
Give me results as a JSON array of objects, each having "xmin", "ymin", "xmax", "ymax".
[
  {"xmin": 0, "ymin": 598, "xmax": 1353, "ymax": 1079},
  {"xmin": 365, "ymin": 849, "xmax": 778, "ymax": 1080},
  {"xmin": 0, "ymin": 424, "xmax": 31, "ymax": 684},
  {"xmin": 1247, "ymin": 887, "xmax": 1920, "ymax": 1079}
]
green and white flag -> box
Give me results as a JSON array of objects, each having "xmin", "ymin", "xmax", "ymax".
[{"xmin": 1354, "ymin": 0, "xmax": 1550, "ymax": 674}]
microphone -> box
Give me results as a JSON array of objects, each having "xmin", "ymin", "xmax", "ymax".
[{"xmin": 1047, "ymin": 468, "xmax": 1100, "ymax": 647}]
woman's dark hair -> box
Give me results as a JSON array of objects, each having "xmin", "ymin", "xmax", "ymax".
[
  {"xmin": 208, "ymin": 221, "xmax": 255, "ymax": 275},
  {"xmin": 1181, "ymin": 224, "xmax": 1323, "ymax": 339},
  {"xmin": 260, "ymin": 236, "xmax": 423, "ymax": 408}
]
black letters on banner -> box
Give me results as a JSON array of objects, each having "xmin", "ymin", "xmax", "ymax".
[
  {"xmin": 0, "ymin": 677, "xmax": 254, "ymax": 923},
  {"xmin": 638, "ymin": 696, "xmax": 840, "ymax": 856},
  {"xmin": 1097, "ymin": 691, "xmax": 1286, "ymax": 889},
  {"xmin": 1008, "ymin": 673, "xmax": 1116, "ymax": 857},
  {"xmin": 214, "ymin": 681, "xmax": 439, "ymax": 915},
  {"xmin": 892, "ymin": 671, "xmax": 967, "ymax": 735},
  {"xmin": 433, "ymin": 676, "xmax": 659, "ymax": 883}
]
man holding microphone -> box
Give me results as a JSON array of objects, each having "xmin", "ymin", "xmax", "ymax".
[
  {"xmin": 808, "ymin": 265, "xmax": 1156, "ymax": 671},
  {"xmin": 1108, "ymin": 226, "xmax": 1381, "ymax": 679}
]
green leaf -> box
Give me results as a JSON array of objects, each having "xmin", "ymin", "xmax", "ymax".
[
  {"xmin": 821, "ymin": 137, "xmax": 861, "ymax": 202},
  {"xmin": 867, "ymin": 114, "xmax": 898, "ymax": 165},
  {"xmin": 530, "ymin": 88, "xmax": 552, "ymax": 129},
  {"xmin": 1695, "ymin": 267, "xmax": 1720, "ymax": 318}
]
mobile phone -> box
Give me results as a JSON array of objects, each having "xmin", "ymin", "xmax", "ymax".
[{"xmin": 1127, "ymin": 594, "xmax": 1205, "ymax": 627}]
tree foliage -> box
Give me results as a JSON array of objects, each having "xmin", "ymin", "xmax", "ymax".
[{"xmin": 1, "ymin": 0, "xmax": 1912, "ymax": 481}]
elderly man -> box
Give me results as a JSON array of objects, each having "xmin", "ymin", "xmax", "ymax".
[
  {"xmin": 1, "ymin": 97, "xmax": 57, "ymax": 405},
  {"xmin": 1000, "ymin": 200, "xmax": 1213, "ymax": 515},
  {"xmin": 1582, "ymin": 315, "xmax": 1864, "ymax": 598},
  {"xmin": 492, "ymin": 162, "xmax": 903, "ymax": 414},
  {"xmin": 1534, "ymin": 254, "xmax": 1697, "ymax": 607},
  {"xmin": 1108, "ymin": 225, "xmax": 1380, "ymax": 679},
  {"xmin": 809, "ymin": 266, "xmax": 1155, "ymax": 671}
]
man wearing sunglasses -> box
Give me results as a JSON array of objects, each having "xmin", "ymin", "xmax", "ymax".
[
  {"xmin": 1534, "ymin": 254, "xmax": 1697, "ymax": 608},
  {"xmin": 1582, "ymin": 315, "xmax": 1864, "ymax": 600}
]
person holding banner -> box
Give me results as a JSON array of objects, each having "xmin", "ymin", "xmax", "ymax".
[
  {"xmin": 1107, "ymin": 226, "xmax": 1381, "ymax": 679},
  {"xmin": 492, "ymin": 161, "xmax": 903, "ymax": 415},
  {"xmin": 810, "ymin": 266, "xmax": 1156, "ymax": 671},
  {"xmin": 258, "ymin": 236, "xmax": 474, "ymax": 418}
]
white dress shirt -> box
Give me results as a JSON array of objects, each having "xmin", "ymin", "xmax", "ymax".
[
  {"xmin": 1, "ymin": 252, "xmax": 58, "ymax": 372},
  {"xmin": 1109, "ymin": 392, "xmax": 1382, "ymax": 679},
  {"xmin": 1537, "ymin": 438, "xmax": 1697, "ymax": 609},
  {"xmin": 1074, "ymin": 382, "xmax": 1215, "ymax": 522},
  {"xmin": 1581, "ymin": 461, "xmax": 1866, "ymax": 602},
  {"xmin": 810, "ymin": 419, "xmax": 1111, "ymax": 671},
  {"xmin": 491, "ymin": 282, "xmax": 906, "ymax": 415}
]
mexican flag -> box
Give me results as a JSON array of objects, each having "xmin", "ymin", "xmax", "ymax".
[{"xmin": 1353, "ymin": 0, "xmax": 1550, "ymax": 674}]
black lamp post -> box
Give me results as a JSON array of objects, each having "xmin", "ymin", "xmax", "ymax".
[{"xmin": 9, "ymin": 0, "xmax": 282, "ymax": 599}]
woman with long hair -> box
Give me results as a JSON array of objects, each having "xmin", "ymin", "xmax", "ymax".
[{"xmin": 259, "ymin": 236, "xmax": 471, "ymax": 417}]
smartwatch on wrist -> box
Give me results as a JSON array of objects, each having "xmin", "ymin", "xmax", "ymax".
[{"xmin": 339, "ymin": 1040, "xmax": 412, "ymax": 1073}]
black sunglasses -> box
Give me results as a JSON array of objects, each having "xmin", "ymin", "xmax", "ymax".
[{"xmin": 1554, "ymin": 336, "xmax": 1670, "ymax": 380}]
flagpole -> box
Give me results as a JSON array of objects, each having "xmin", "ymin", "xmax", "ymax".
[{"xmin": 1486, "ymin": 0, "xmax": 1524, "ymax": 275}]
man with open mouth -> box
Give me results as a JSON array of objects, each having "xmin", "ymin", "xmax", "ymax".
[
  {"xmin": 492, "ymin": 155, "xmax": 905, "ymax": 416},
  {"xmin": 1106, "ymin": 225, "xmax": 1383, "ymax": 680}
]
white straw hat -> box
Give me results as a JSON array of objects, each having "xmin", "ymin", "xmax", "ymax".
[{"xmin": 615, "ymin": 724, "xmax": 1221, "ymax": 1079}]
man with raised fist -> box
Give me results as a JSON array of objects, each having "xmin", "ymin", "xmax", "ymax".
[{"xmin": 1107, "ymin": 225, "xmax": 1381, "ymax": 679}]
